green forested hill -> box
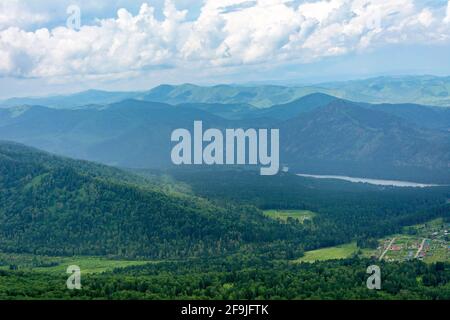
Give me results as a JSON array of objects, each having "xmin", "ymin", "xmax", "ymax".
[
  {"xmin": 0, "ymin": 141, "xmax": 303, "ymax": 259},
  {"xmin": 1, "ymin": 141, "xmax": 448, "ymax": 261}
]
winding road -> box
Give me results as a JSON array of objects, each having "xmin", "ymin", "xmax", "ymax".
[
  {"xmin": 414, "ymin": 238, "xmax": 427, "ymax": 259},
  {"xmin": 379, "ymin": 238, "xmax": 396, "ymax": 261}
]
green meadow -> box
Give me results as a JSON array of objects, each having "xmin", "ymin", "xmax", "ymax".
[
  {"xmin": 263, "ymin": 210, "xmax": 316, "ymax": 223},
  {"xmin": 295, "ymin": 242, "xmax": 359, "ymax": 263},
  {"xmin": 0, "ymin": 252, "xmax": 153, "ymax": 275}
]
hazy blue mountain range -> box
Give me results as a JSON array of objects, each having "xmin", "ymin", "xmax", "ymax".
[
  {"xmin": 258, "ymin": 93, "xmax": 450, "ymax": 130},
  {"xmin": 319, "ymin": 75, "xmax": 450, "ymax": 107},
  {"xmin": 363, "ymin": 102, "xmax": 450, "ymax": 131},
  {"xmin": 142, "ymin": 76, "xmax": 450, "ymax": 108},
  {"xmin": 254, "ymin": 93, "xmax": 338, "ymax": 120},
  {"xmin": 176, "ymin": 102, "xmax": 258, "ymax": 120},
  {"xmin": 140, "ymin": 84, "xmax": 335, "ymax": 108},
  {"xmin": 0, "ymin": 90, "xmax": 140, "ymax": 109},
  {"xmin": 0, "ymin": 93, "xmax": 449, "ymax": 183},
  {"xmin": 0, "ymin": 84, "xmax": 328, "ymax": 109},
  {"xmin": 281, "ymin": 99, "xmax": 450, "ymax": 183},
  {"xmin": 3, "ymin": 75, "xmax": 450, "ymax": 109},
  {"xmin": 0, "ymin": 100, "xmax": 229, "ymax": 168}
]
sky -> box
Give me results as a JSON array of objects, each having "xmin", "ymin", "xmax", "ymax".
[{"xmin": 1, "ymin": 0, "xmax": 450, "ymax": 98}]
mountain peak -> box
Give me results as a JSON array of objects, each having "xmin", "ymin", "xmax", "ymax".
[
  {"xmin": 295, "ymin": 92, "xmax": 339, "ymax": 103},
  {"xmin": 258, "ymin": 92, "xmax": 339, "ymax": 120}
]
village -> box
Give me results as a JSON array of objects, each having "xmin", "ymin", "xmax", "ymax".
[{"xmin": 372, "ymin": 219, "xmax": 450, "ymax": 263}]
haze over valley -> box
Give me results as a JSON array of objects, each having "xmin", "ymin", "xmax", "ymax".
[{"xmin": 1, "ymin": 76, "xmax": 450, "ymax": 184}]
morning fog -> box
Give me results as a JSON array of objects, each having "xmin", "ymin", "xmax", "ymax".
[{"xmin": 171, "ymin": 121, "xmax": 280, "ymax": 175}]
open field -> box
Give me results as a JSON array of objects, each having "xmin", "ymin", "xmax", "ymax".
[
  {"xmin": 263, "ymin": 210, "xmax": 316, "ymax": 223},
  {"xmin": 295, "ymin": 242, "xmax": 358, "ymax": 263},
  {"xmin": 0, "ymin": 253, "xmax": 154, "ymax": 275}
]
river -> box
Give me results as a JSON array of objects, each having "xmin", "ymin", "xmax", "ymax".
[{"xmin": 296, "ymin": 173, "xmax": 444, "ymax": 188}]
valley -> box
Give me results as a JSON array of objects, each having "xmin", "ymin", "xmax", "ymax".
[
  {"xmin": 0, "ymin": 141, "xmax": 449, "ymax": 300},
  {"xmin": 1, "ymin": 0, "xmax": 450, "ymax": 304},
  {"xmin": 0, "ymin": 77, "xmax": 449, "ymax": 300}
]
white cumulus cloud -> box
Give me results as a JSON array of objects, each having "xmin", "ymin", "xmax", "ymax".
[
  {"xmin": 445, "ymin": 0, "xmax": 450, "ymax": 23},
  {"xmin": 0, "ymin": 0, "xmax": 49, "ymax": 30},
  {"xmin": 0, "ymin": 0, "xmax": 449, "ymax": 80}
]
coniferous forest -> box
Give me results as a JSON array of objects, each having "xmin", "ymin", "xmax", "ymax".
[{"xmin": 0, "ymin": 141, "xmax": 449, "ymax": 300}]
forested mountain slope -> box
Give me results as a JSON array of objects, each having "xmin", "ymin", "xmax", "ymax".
[
  {"xmin": 0, "ymin": 141, "xmax": 303, "ymax": 258},
  {"xmin": 281, "ymin": 100, "xmax": 450, "ymax": 183}
]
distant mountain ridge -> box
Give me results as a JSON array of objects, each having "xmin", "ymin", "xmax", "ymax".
[
  {"xmin": 319, "ymin": 75, "xmax": 450, "ymax": 107},
  {"xmin": 0, "ymin": 90, "xmax": 140, "ymax": 109},
  {"xmin": 261, "ymin": 93, "xmax": 450, "ymax": 130},
  {"xmin": 140, "ymin": 84, "xmax": 334, "ymax": 108},
  {"xmin": 0, "ymin": 99, "xmax": 228, "ymax": 168},
  {"xmin": 3, "ymin": 75, "xmax": 450, "ymax": 109},
  {"xmin": 281, "ymin": 99, "xmax": 450, "ymax": 182},
  {"xmin": 0, "ymin": 93, "xmax": 449, "ymax": 183}
]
